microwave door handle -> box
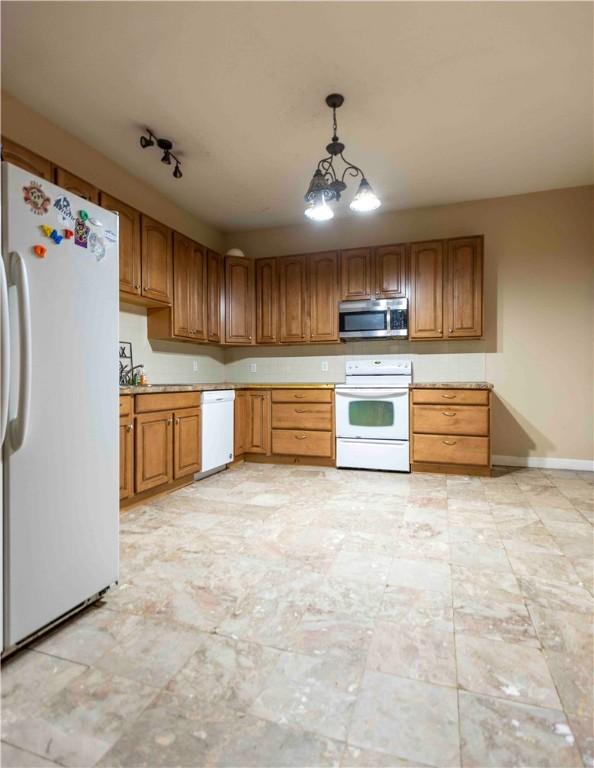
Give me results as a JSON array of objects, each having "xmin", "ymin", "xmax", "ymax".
[
  {"xmin": 386, "ymin": 306, "xmax": 391, "ymax": 332},
  {"xmin": 336, "ymin": 388, "xmax": 408, "ymax": 398}
]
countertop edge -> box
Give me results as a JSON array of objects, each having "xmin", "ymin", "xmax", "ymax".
[{"xmin": 120, "ymin": 381, "xmax": 493, "ymax": 394}]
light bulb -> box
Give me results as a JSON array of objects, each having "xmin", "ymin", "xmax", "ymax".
[
  {"xmin": 304, "ymin": 196, "xmax": 334, "ymax": 221},
  {"xmin": 349, "ymin": 178, "xmax": 381, "ymax": 212}
]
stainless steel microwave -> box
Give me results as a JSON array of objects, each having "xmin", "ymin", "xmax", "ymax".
[{"xmin": 338, "ymin": 298, "xmax": 408, "ymax": 340}]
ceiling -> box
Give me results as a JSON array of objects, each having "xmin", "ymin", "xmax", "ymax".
[{"xmin": 2, "ymin": 2, "xmax": 592, "ymax": 232}]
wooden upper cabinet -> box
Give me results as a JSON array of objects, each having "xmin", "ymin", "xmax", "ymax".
[
  {"xmin": 55, "ymin": 167, "xmax": 99, "ymax": 203},
  {"xmin": 173, "ymin": 407, "xmax": 201, "ymax": 478},
  {"xmin": 100, "ymin": 192, "xmax": 141, "ymax": 298},
  {"xmin": 225, "ymin": 256, "xmax": 254, "ymax": 344},
  {"xmin": 340, "ymin": 248, "xmax": 373, "ymax": 300},
  {"xmin": 255, "ymin": 258, "xmax": 278, "ymax": 344},
  {"xmin": 1, "ymin": 138, "xmax": 53, "ymax": 180},
  {"xmin": 278, "ymin": 254, "xmax": 308, "ymax": 343},
  {"xmin": 207, "ymin": 250, "xmax": 222, "ymax": 343},
  {"xmin": 135, "ymin": 411, "xmax": 173, "ymax": 493},
  {"xmin": 141, "ymin": 216, "xmax": 173, "ymax": 305},
  {"xmin": 445, "ymin": 237, "xmax": 483, "ymax": 339},
  {"xmin": 173, "ymin": 233, "xmax": 206, "ymax": 340},
  {"xmin": 375, "ymin": 244, "xmax": 407, "ymax": 299},
  {"xmin": 410, "ymin": 241, "xmax": 444, "ymax": 340},
  {"xmin": 309, "ymin": 251, "xmax": 339, "ymax": 342}
]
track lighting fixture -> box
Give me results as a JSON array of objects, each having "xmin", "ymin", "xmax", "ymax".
[{"xmin": 139, "ymin": 129, "xmax": 183, "ymax": 179}]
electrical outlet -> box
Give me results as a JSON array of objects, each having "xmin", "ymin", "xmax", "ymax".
[
  {"xmin": 249, "ymin": 363, "xmax": 257, "ymax": 373},
  {"xmin": 321, "ymin": 361, "xmax": 329, "ymax": 372},
  {"xmin": 192, "ymin": 360, "xmax": 199, "ymax": 372}
]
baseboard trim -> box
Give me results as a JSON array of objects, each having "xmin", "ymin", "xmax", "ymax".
[{"xmin": 492, "ymin": 455, "xmax": 594, "ymax": 472}]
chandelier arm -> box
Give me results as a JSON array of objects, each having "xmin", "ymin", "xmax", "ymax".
[
  {"xmin": 317, "ymin": 156, "xmax": 336, "ymax": 182},
  {"xmin": 339, "ymin": 153, "xmax": 365, "ymax": 183}
]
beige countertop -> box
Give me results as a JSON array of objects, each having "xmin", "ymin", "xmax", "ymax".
[
  {"xmin": 411, "ymin": 381, "xmax": 493, "ymax": 390},
  {"xmin": 120, "ymin": 382, "xmax": 336, "ymax": 394}
]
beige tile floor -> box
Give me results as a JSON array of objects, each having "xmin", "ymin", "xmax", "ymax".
[{"xmin": 1, "ymin": 463, "xmax": 593, "ymax": 768}]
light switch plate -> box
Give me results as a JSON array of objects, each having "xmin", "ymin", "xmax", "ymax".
[
  {"xmin": 249, "ymin": 363, "xmax": 257, "ymax": 373},
  {"xmin": 192, "ymin": 360, "xmax": 199, "ymax": 372},
  {"xmin": 321, "ymin": 361, "xmax": 329, "ymax": 372}
]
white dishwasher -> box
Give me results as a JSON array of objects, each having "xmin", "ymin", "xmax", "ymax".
[{"xmin": 197, "ymin": 390, "xmax": 235, "ymax": 478}]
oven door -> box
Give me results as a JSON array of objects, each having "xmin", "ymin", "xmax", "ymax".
[
  {"xmin": 335, "ymin": 387, "xmax": 409, "ymax": 440},
  {"xmin": 339, "ymin": 302, "xmax": 389, "ymax": 339}
]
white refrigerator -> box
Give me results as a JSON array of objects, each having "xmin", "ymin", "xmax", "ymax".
[{"xmin": 1, "ymin": 162, "xmax": 119, "ymax": 653}]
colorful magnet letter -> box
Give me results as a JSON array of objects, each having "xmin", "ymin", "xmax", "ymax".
[
  {"xmin": 23, "ymin": 182, "xmax": 51, "ymax": 215},
  {"xmin": 74, "ymin": 217, "xmax": 89, "ymax": 248},
  {"xmin": 50, "ymin": 229, "xmax": 63, "ymax": 244},
  {"xmin": 63, "ymin": 229, "xmax": 74, "ymax": 239},
  {"xmin": 53, "ymin": 195, "xmax": 75, "ymax": 225},
  {"xmin": 33, "ymin": 244, "xmax": 47, "ymax": 258},
  {"xmin": 41, "ymin": 224, "xmax": 54, "ymax": 237},
  {"xmin": 78, "ymin": 210, "xmax": 89, "ymax": 222}
]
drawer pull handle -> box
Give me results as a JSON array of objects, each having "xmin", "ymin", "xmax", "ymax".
[
  {"xmin": 441, "ymin": 411, "xmax": 456, "ymax": 417},
  {"xmin": 442, "ymin": 439, "xmax": 457, "ymax": 446},
  {"xmin": 441, "ymin": 394, "xmax": 456, "ymax": 399},
  {"xmin": 295, "ymin": 434, "xmax": 308, "ymax": 440},
  {"xmin": 295, "ymin": 408, "xmax": 316, "ymax": 413},
  {"xmin": 294, "ymin": 394, "xmax": 306, "ymax": 399}
]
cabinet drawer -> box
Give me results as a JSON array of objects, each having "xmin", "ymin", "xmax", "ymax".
[
  {"xmin": 272, "ymin": 429, "xmax": 333, "ymax": 457},
  {"xmin": 135, "ymin": 392, "xmax": 201, "ymax": 413},
  {"xmin": 413, "ymin": 405, "xmax": 489, "ymax": 436},
  {"xmin": 119, "ymin": 395, "xmax": 132, "ymax": 417},
  {"xmin": 412, "ymin": 434, "xmax": 489, "ymax": 466},
  {"xmin": 272, "ymin": 403, "xmax": 332, "ymax": 431},
  {"xmin": 412, "ymin": 388, "xmax": 489, "ymax": 406},
  {"xmin": 271, "ymin": 389, "xmax": 333, "ymax": 403}
]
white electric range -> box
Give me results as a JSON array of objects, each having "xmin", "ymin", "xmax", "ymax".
[{"xmin": 335, "ymin": 359, "xmax": 412, "ymax": 472}]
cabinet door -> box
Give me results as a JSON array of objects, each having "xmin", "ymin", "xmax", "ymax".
[
  {"xmin": 54, "ymin": 167, "xmax": 99, "ymax": 203},
  {"xmin": 309, "ymin": 251, "xmax": 339, "ymax": 342},
  {"xmin": 141, "ymin": 216, "xmax": 173, "ymax": 305},
  {"xmin": 246, "ymin": 392, "xmax": 271, "ymax": 454},
  {"xmin": 340, "ymin": 248, "xmax": 372, "ymax": 300},
  {"xmin": 119, "ymin": 416, "xmax": 135, "ymax": 501},
  {"xmin": 225, "ymin": 256, "xmax": 254, "ymax": 344},
  {"xmin": 172, "ymin": 232, "xmax": 193, "ymax": 339},
  {"xmin": 445, "ymin": 237, "xmax": 483, "ymax": 339},
  {"xmin": 100, "ymin": 192, "xmax": 141, "ymax": 297},
  {"xmin": 189, "ymin": 241, "xmax": 207, "ymax": 340},
  {"xmin": 234, "ymin": 391, "xmax": 250, "ymax": 457},
  {"xmin": 1, "ymin": 138, "xmax": 53, "ymax": 180},
  {"xmin": 255, "ymin": 258, "xmax": 278, "ymax": 344},
  {"xmin": 135, "ymin": 412, "xmax": 173, "ymax": 492},
  {"xmin": 207, "ymin": 250, "xmax": 223, "ymax": 343},
  {"xmin": 375, "ymin": 244, "xmax": 407, "ymax": 299},
  {"xmin": 278, "ymin": 254, "xmax": 308, "ymax": 343},
  {"xmin": 174, "ymin": 407, "xmax": 201, "ymax": 478},
  {"xmin": 410, "ymin": 241, "xmax": 444, "ymax": 340}
]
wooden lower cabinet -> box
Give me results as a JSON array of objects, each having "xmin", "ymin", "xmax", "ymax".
[
  {"xmin": 119, "ymin": 415, "xmax": 134, "ymax": 500},
  {"xmin": 234, "ymin": 391, "xmax": 250, "ymax": 458},
  {"xmin": 234, "ymin": 391, "xmax": 271, "ymax": 456},
  {"xmin": 411, "ymin": 387, "xmax": 492, "ymax": 476},
  {"xmin": 135, "ymin": 411, "xmax": 173, "ymax": 492}
]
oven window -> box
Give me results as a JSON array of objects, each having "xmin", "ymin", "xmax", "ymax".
[
  {"xmin": 340, "ymin": 311, "xmax": 386, "ymax": 332},
  {"xmin": 349, "ymin": 400, "xmax": 394, "ymax": 427}
]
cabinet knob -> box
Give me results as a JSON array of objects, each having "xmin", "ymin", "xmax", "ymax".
[
  {"xmin": 167, "ymin": 418, "xmax": 172, "ymax": 425},
  {"xmin": 449, "ymin": 328, "xmax": 453, "ymax": 333},
  {"xmin": 175, "ymin": 417, "xmax": 180, "ymax": 424},
  {"xmin": 126, "ymin": 424, "xmax": 133, "ymax": 432}
]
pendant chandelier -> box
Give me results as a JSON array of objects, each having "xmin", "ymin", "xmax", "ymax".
[{"xmin": 304, "ymin": 94, "xmax": 381, "ymax": 221}]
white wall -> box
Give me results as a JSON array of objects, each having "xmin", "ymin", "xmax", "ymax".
[{"xmin": 120, "ymin": 305, "xmax": 225, "ymax": 384}]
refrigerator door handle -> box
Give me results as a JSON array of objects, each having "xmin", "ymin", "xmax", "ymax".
[
  {"xmin": 7, "ymin": 251, "xmax": 32, "ymax": 452},
  {"xmin": 0, "ymin": 255, "xmax": 10, "ymax": 445}
]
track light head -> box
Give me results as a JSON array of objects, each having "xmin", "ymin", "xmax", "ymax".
[
  {"xmin": 161, "ymin": 150, "xmax": 172, "ymax": 165},
  {"xmin": 173, "ymin": 163, "xmax": 183, "ymax": 179},
  {"xmin": 139, "ymin": 134, "xmax": 154, "ymax": 149}
]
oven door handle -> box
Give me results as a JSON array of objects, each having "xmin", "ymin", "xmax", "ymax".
[{"xmin": 335, "ymin": 388, "xmax": 408, "ymax": 398}]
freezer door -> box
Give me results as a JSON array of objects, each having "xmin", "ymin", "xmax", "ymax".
[{"xmin": 2, "ymin": 163, "xmax": 119, "ymax": 646}]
